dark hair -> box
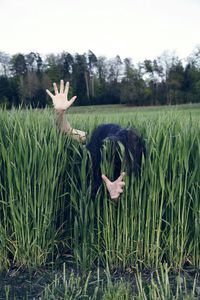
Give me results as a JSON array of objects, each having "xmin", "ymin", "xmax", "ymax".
[{"xmin": 86, "ymin": 123, "xmax": 146, "ymax": 196}]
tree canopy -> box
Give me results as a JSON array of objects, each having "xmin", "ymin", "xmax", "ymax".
[{"xmin": 0, "ymin": 48, "xmax": 200, "ymax": 108}]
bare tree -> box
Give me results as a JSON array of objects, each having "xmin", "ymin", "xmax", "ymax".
[{"xmin": 0, "ymin": 51, "xmax": 11, "ymax": 76}]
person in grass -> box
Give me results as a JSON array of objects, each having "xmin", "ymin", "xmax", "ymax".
[{"xmin": 46, "ymin": 80, "xmax": 146, "ymax": 202}]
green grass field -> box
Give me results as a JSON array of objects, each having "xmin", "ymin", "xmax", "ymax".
[{"xmin": 0, "ymin": 104, "xmax": 199, "ymax": 299}]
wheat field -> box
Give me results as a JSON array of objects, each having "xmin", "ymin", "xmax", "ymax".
[{"xmin": 0, "ymin": 104, "xmax": 199, "ymax": 299}]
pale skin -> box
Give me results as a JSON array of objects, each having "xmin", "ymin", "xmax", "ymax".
[{"xmin": 46, "ymin": 80, "xmax": 125, "ymax": 202}]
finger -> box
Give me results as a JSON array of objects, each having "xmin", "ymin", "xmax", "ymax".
[
  {"xmin": 119, "ymin": 182, "xmax": 125, "ymax": 187},
  {"xmin": 53, "ymin": 83, "xmax": 59, "ymax": 95},
  {"xmin": 102, "ymin": 174, "xmax": 111, "ymax": 185},
  {"xmin": 46, "ymin": 89, "xmax": 54, "ymax": 98},
  {"xmin": 117, "ymin": 188, "xmax": 123, "ymax": 193},
  {"xmin": 60, "ymin": 79, "xmax": 64, "ymax": 94},
  {"xmin": 68, "ymin": 96, "xmax": 77, "ymax": 107},
  {"xmin": 64, "ymin": 81, "xmax": 69, "ymax": 95},
  {"xmin": 117, "ymin": 172, "xmax": 126, "ymax": 182}
]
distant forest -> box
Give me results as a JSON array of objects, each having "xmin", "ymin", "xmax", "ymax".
[{"xmin": 0, "ymin": 48, "xmax": 200, "ymax": 108}]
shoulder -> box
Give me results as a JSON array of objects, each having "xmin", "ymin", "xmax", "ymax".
[
  {"xmin": 87, "ymin": 123, "xmax": 122, "ymax": 150},
  {"xmin": 91, "ymin": 123, "xmax": 122, "ymax": 136}
]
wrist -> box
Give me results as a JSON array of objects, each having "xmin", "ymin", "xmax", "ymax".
[{"xmin": 56, "ymin": 108, "xmax": 66, "ymax": 114}]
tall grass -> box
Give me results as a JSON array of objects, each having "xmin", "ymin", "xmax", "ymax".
[{"xmin": 0, "ymin": 108, "xmax": 199, "ymax": 272}]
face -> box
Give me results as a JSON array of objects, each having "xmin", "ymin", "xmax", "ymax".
[{"xmin": 101, "ymin": 139, "xmax": 125, "ymax": 180}]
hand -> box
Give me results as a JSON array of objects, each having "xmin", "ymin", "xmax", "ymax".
[
  {"xmin": 46, "ymin": 80, "xmax": 77, "ymax": 111},
  {"xmin": 102, "ymin": 172, "xmax": 126, "ymax": 202}
]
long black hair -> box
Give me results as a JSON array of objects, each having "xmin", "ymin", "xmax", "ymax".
[{"xmin": 86, "ymin": 123, "xmax": 146, "ymax": 195}]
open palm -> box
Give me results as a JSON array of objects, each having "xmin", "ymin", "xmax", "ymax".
[
  {"xmin": 102, "ymin": 172, "xmax": 126, "ymax": 202},
  {"xmin": 46, "ymin": 80, "xmax": 77, "ymax": 110}
]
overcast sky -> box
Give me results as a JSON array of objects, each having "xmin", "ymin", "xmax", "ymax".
[{"xmin": 0, "ymin": 0, "xmax": 199, "ymax": 62}]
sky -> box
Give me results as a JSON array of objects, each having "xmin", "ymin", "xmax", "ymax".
[{"xmin": 0, "ymin": 0, "xmax": 200, "ymax": 63}]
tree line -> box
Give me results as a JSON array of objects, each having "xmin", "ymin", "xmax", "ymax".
[{"xmin": 0, "ymin": 48, "xmax": 200, "ymax": 108}]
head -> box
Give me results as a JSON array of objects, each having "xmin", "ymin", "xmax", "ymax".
[
  {"xmin": 87, "ymin": 124, "xmax": 146, "ymax": 196},
  {"xmin": 107, "ymin": 127, "xmax": 146, "ymax": 176}
]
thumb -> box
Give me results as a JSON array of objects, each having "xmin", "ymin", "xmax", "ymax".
[
  {"xmin": 46, "ymin": 89, "xmax": 54, "ymax": 99},
  {"xmin": 117, "ymin": 172, "xmax": 126, "ymax": 181},
  {"xmin": 102, "ymin": 174, "xmax": 111, "ymax": 185},
  {"xmin": 68, "ymin": 96, "xmax": 77, "ymax": 106}
]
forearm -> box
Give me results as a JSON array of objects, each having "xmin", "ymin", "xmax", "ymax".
[
  {"xmin": 56, "ymin": 109, "xmax": 72, "ymax": 132},
  {"xmin": 55, "ymin": 109, "xmax": 86, "ymax": 142}
]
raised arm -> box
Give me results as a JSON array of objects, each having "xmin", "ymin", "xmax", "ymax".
[{"xmin": 46, "ymin": 80, "xmax": 86, "ymax": 143}]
